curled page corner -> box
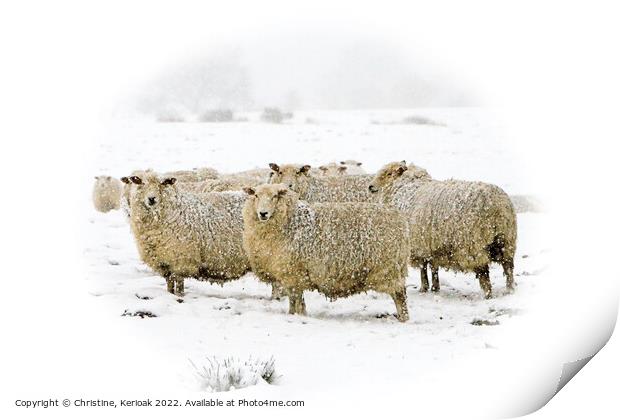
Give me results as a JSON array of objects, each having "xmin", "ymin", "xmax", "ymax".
[{"xmin": 556, "ymin": 355, "xmax": 595, "ymax": 395}]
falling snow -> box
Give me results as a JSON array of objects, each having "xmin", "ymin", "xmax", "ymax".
[{"xmin": 84, "ymin": 108, "xmax": 548, "ymax": 394}]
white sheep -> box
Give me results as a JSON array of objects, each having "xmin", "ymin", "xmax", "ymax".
[
  {"xmin": 92, "ymin": 175, "xmax": 122, "ymax": 213},
  {"xmin": 268, "ymin": 163, "xmax": 375, "ymax": 203},
  {"xmin": 242, "ymin": 183, "xmax": 410, "ymax": 321},
  {"xmin": 125, "ymin": 170, "xmax": 250, "ymax": 295},
  {"xmin": 165, "ymin": 167, "xmax": 219, "ymax": 182},
  {"xmin": 338, "ymin": 159, "xmax": 366, "ymax": 175},
  {"xmin": 369, "ymin": 161, "xmax": 517, "ymax": 298},
  {"xmin": 316, "ymin": 162, "xmax": 348, "ymax": 177}
]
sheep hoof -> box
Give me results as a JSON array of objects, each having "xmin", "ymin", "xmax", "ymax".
[
  {"xmin": 270, "ymin": 285, "xmax": 286, "ymax": 300},
  {"xmin": 419, "ymin": 287, "xmax": 429, "ymax": 293},
  {"xmin": 431, "ymin": 286, "xmax": 440, "ymax": 293}
]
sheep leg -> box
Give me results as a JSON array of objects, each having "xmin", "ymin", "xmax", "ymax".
[
  {"xmin": 166, "ymin": 277, "xmax": 175, "ymax": 294},
  {"xmin": 391, "ymin": 287, "xmax": 410, "ymax": 322},
  {"xmin": 175, "ymin": 277, "xmax": 185, "ymax": 295},
  {"xmin": 476, "ymin": 266, "xmax": 492, "ymax": 299},
  {"xmin": 287, "ymin": 289, "xmax": 307, "ymax": 316},
  {"xmin": 420, "ymin": 261, "xmax": 429, "ymax": 293},
  {"xmin": 430, "ymin": 263, "xmax": 440, "ymax": 292},
  {"xmin": 271, "ymin": 283, "xmax": 286, "ymax": 300},
  {"xmin": 503, "ymin": 259, "xmax": 515, "ymax": 293}
]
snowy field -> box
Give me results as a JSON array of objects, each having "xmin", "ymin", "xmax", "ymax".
[{"xmin": 83, "ymin": 108, "xmax": 548, "ymax": 397}]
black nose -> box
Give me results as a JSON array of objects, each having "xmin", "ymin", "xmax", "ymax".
[
  {"xmin": 148, "ymin": 197, "xmax": 156, "ymax": 205},
  {"xmin": 369, "ymin": 185, "xmax": 378, "ymax": 193},
  {"xmin": 259, "ymin": 211, "xmax": 268, "ymax": 219},
  {"xmin": 288, "ymin": 184, "xmax": 293, "ymax": 188}
]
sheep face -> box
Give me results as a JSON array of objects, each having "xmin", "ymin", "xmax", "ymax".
[
  {"xmin": 340, "ymin": 159, "xmax": 362, "ymax": 167},
  {"xmin": 129, "ymin": 172, "xmax": 177, "ymax": 211},
  {"xmin": 368, "ymin": 161, "xmax": 408, "ymax": 193},
  {"xmin": 268, "ymin": 163, "xmax": 311, "ymax": 190},
  {"xmin": 94, "ymin": 175, "xmax": 114, "ymax": 187},
  {"xmin": 319, "ymin": 163, "xmax": 347, "ymax": 176},
  {"xmin": 243, "ymin": 184, "xmax": 290, "ymax": 222}
]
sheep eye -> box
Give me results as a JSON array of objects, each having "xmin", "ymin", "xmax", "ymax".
[{"xmin": 269, "ymin": 172, "xmax": 274, "ymax": 178}]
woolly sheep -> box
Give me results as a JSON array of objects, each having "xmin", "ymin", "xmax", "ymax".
[
  {"xmin": 316, "ymin": 162, "xmax": 348, "ymax": 177},
  {"xmin": 267, "ymin": 163, "xmax": 375, "ymax": 203},
  {"xmin": 120, "ymin": 168, "xmax": 265, "ymax": 218},
  {"xmin": 125, "ymin": 170, "xmax": 250, "ymax": 295},
  {"xmin": 165, "ymin": 167, "xmax": 219, "ymax": 182},
  {"xmin": 369, "ymin": 161, "xmax": 517, "ymax": 299},
  {"xmin": 316, "ymin": 160, "xmax": 366, "ymax": 176},
  {"xmin": 92, "ymin": 175, "xmax": 122, "ymax": 213},
  {"xmin": 338, "ymin": 159, "xmax": 366, "ymax": 175},
  {"xmin": 233, "ymin": 168, "xmax": 272, "ymax": 182},
  {"xmin": 174, "ymin": 174, "xmax": 265, "ymax": 194},
  {"xmin": 242, "ymin": 183, "xmax": 410, "ymax": 321}
]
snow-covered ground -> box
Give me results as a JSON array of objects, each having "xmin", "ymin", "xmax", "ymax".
[{"xmin": 84, "ymin": 108, "xmax": 548, "ymax": 396}]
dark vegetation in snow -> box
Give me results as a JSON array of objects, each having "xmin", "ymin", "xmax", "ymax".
[{"xmin": 122, "ymin": 309, "xmax": 157, "ymax": 318}]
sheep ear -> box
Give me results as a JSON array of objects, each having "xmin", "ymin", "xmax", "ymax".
[
  {"xmin": 298, "ymin": 165, "xmax": 311, "ymax": 174},
  {"xmin": 356, "ymin": 162, "xmax": 362, "ymax": 166},
  {"xmin": 396, "ymin": 166, "xmax": 408, "ymax": 176},
  {"xmin": 338, "ymin": 166, "xmax": 347, "ymax": 173},
  {"xmin": 319, "ymin": 166, "xmax": 327, "ymax": 172},
  {"xmin": 243, "ymin": 187, "xmax": 255, "ymax": 196},
  {"xmin": 340, "ymin": 161, "xmax": 346, "ymax": 165},
  {"xmin": 277, "ymin": 188, "xmax": 288, "ymax": 197},
  {"xmin": 94, "ymin": 176, "xmax": 99, "ymax": 180},
  {"xmin": 161, "ymin": 177, "xmax": 176, "ymax": 186},
  {"xmin": 120, "ymin": 176, "xmax": 130, "ymax": 184},
  {"xmin": 269, "ymin": 163, "xmax": 280, "ymax": 172},
  {"xmin": 129, "ymin": 176, "xmax": 143, "ymax": 185}
]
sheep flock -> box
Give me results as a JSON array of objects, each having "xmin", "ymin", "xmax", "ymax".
[{"xmin": 92, "ymin": 158, "xmax": 528, "ymax": 322}]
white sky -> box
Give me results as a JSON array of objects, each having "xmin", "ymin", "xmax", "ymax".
[{"xmin": 136, "ymin": 29, "xmax": 477, "ymax": 113}]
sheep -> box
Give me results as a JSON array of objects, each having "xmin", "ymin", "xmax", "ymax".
[
  {"xmin": 92, "ymin": 175, "xmax": 122, "ymax": 213},
  {"xmin": 267, "ymin": 163, "xmax": 376, "ymax": 203},
  {"xmin": 119, "ymin": 168, "xmax": 265, "ymax": 219},
  {"xmin": 338, "ymin": 159, "xmax": 366, "ymax": 175},
  {"xmin": 174, "ymin": 174, "xmax": 266, "ymax": 194},
  {"xmin": 316, "ymin": 162, "xmax": 348, "ymax": 177},
  {"xmin": 233, "ymin": 167, "xmax": 272, "ymax": 181},
  {"xmin": 369, "ymin": 161, "xmax": 517, "ymax": 299},
  {"xmin": 316, "ymin": 160, "xmax": 366, "ymax": 176},
  {"xmin": 242, "ymin": 183, "xmax": 410, "ymax": 321},
  {"xmin": 164, "ymin": 166, "xmax": 219, "ymax": 182},
  {"xmin": 124, "ymin": 170, "xmax": 250, "ymax": 295}
]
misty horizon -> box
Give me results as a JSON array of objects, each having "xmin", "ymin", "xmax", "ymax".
[{"xmin": 135, "ymin": 36, "xmax": 477, "ymax": 117}]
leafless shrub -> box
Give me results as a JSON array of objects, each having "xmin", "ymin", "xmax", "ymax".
[
  {"xmin": 156, "ymin": 112, "xmax": 185, "ymax": 123},
  {"xmin": 370, "ymin": 115, "xmax": 446, "ymax": 127},
  {"xmin": 199, "ymin": 109, "xmax": 234, "ymax": 122},
  {"xmin": 261, "ymin": 107, "xmax": 293, "ymax": 124},
  {"xmin": 190, "ymin": 356, "xmax": 279, "ymax": 392},
  {"xmin": 401, "ymin": 115, "xmax": 445, "ymax": 126}
]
